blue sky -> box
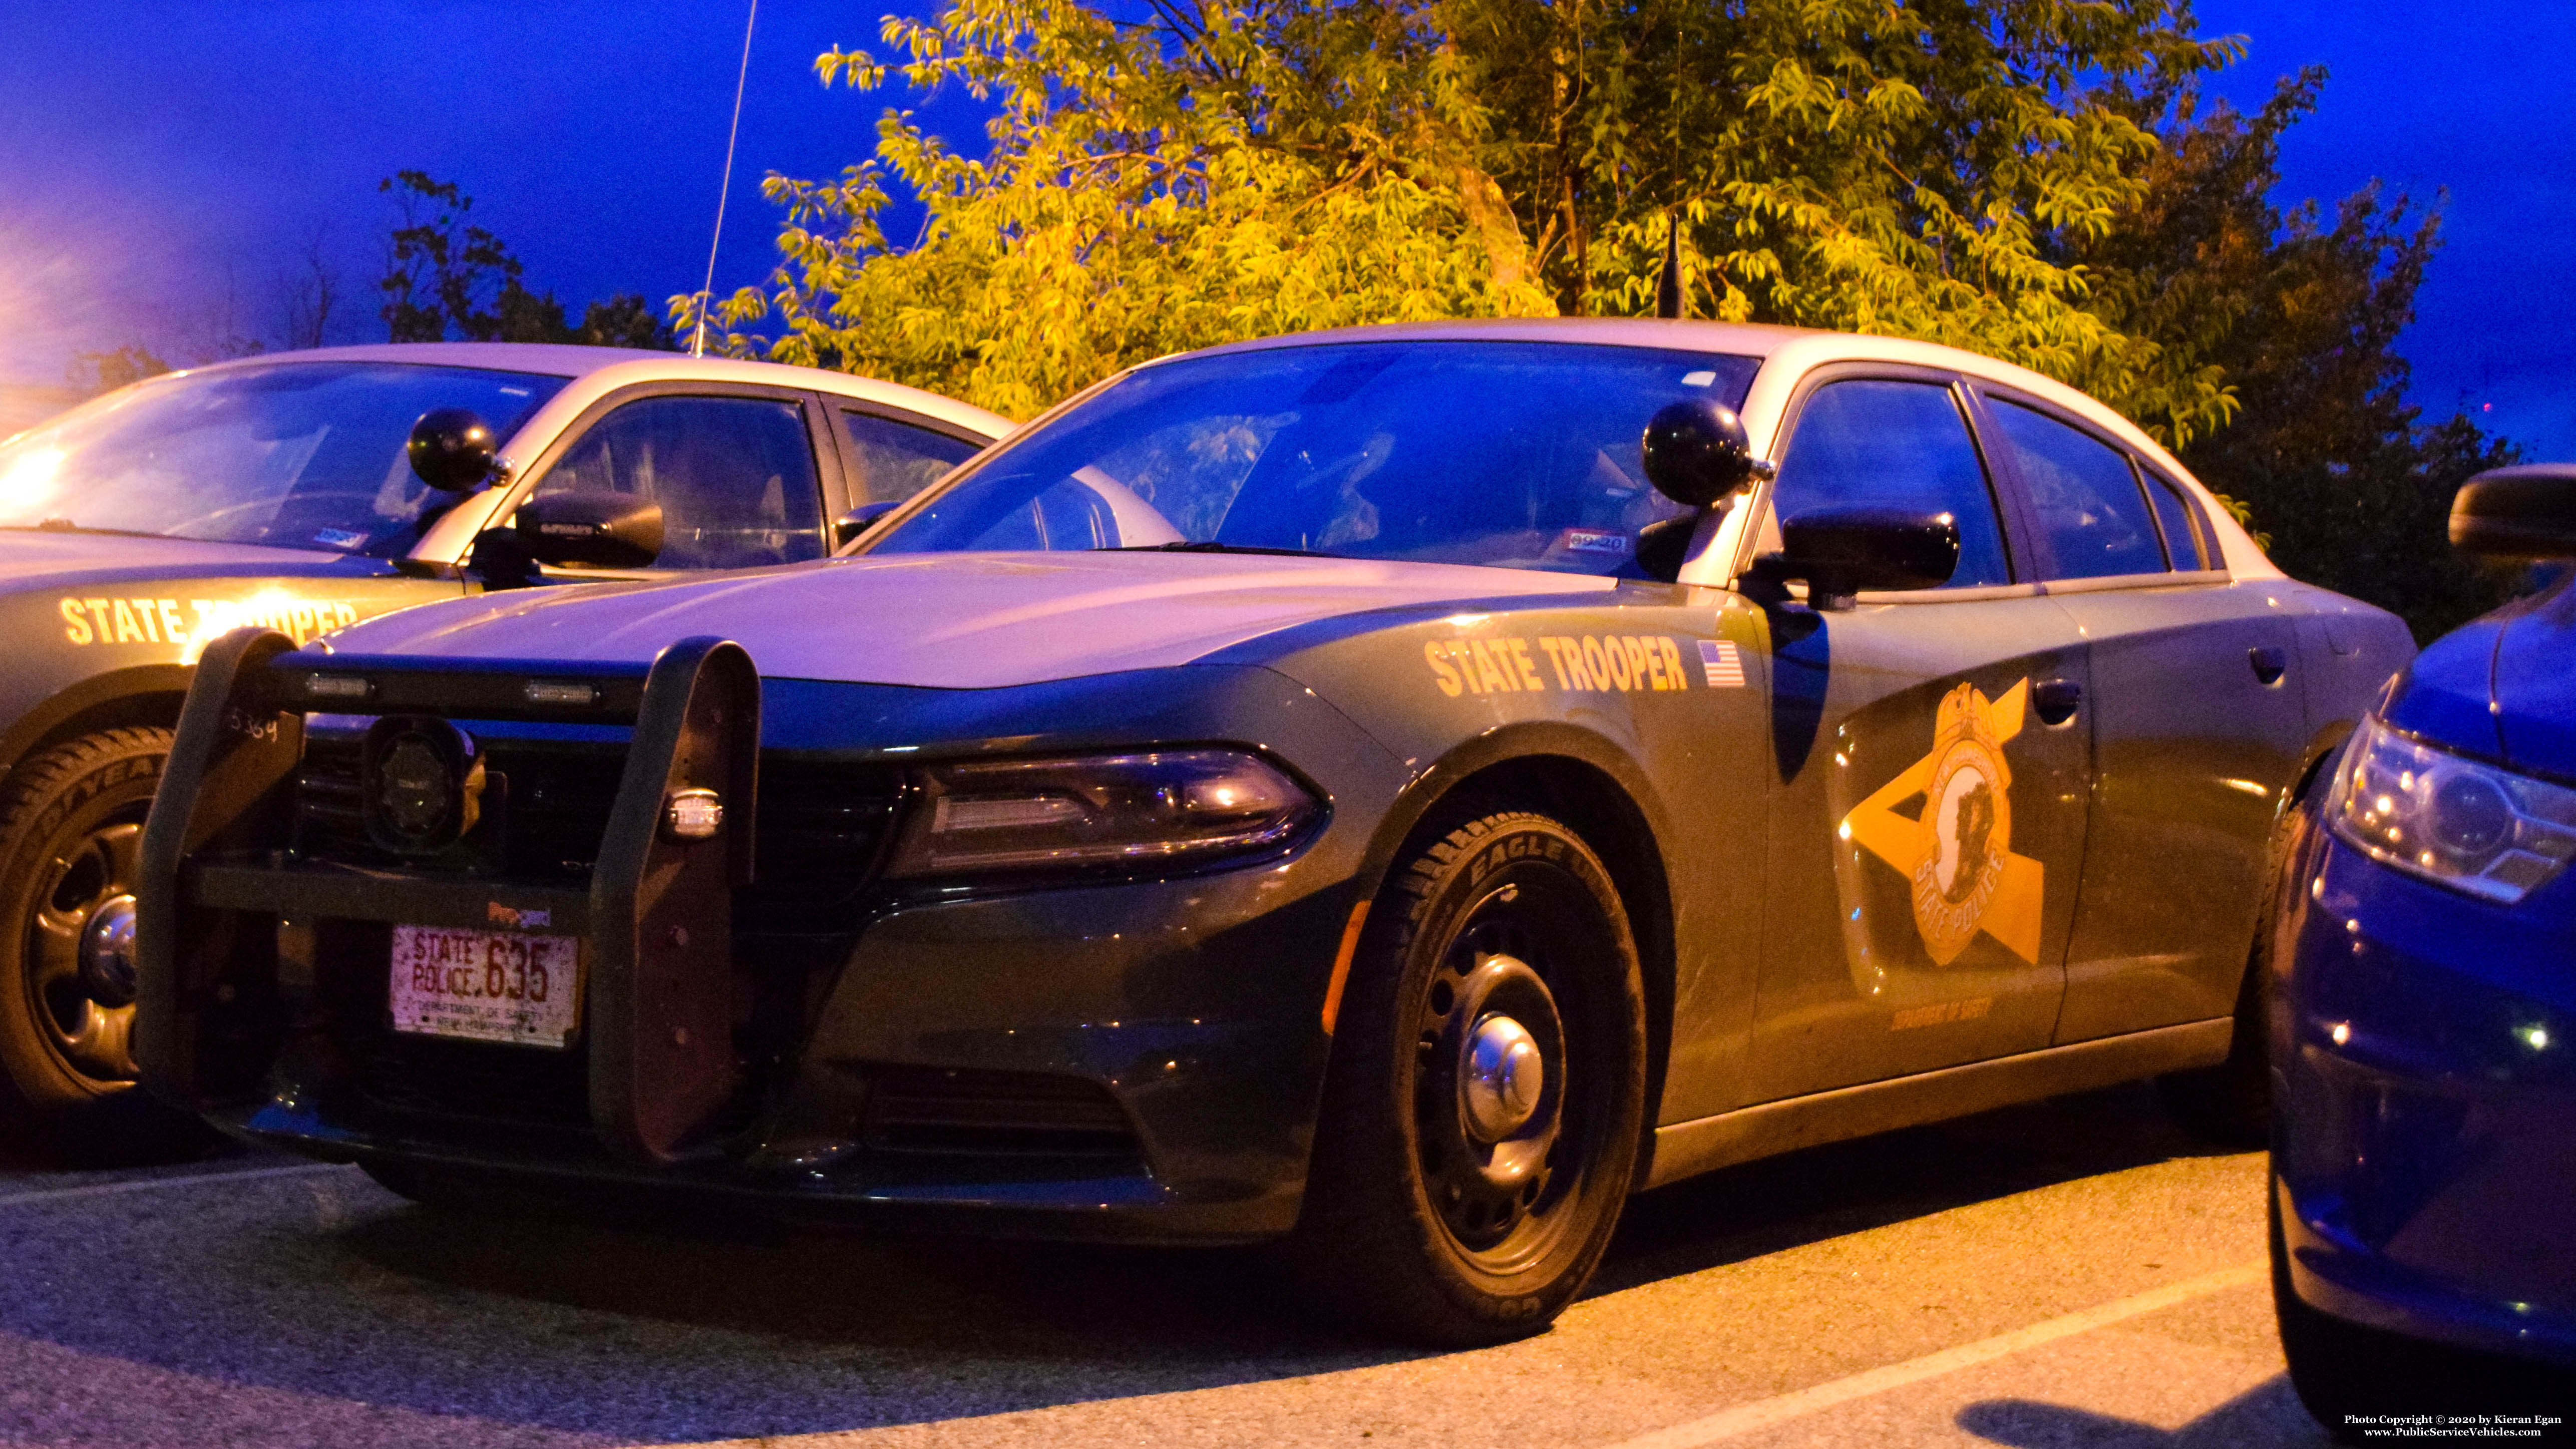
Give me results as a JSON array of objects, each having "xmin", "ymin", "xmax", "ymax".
[{"xmin": 3, "ymin": 1, "xmax": 2568, "ymax": 458}]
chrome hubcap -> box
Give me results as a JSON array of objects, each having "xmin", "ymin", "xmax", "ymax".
[
  {"xmin": 1461, "ymin": 1012, "xmax": 1545, "ymax": 1142},
  {"xmin": 79, "ymin": 894, "xmax": 139, "ymax": 1008}
]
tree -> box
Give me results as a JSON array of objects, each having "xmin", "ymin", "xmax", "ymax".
[
  {"xmin": 65, "ymin": 345, "xmax": 170, "ymax": 398},
  {"xmin": 2080, "ymin": 74, "xmax": 2518, "ymax": 639},
  {"xmin": 378, "ymin": 171, "xmax": 675, "ymax": 349},
  {"xmin": 691, "ymin": 0, "xmax": 2239, "ymax": 434},
  {"xmin": 379, "ymin": 170, "xmax": 524, "ymax": 342}
]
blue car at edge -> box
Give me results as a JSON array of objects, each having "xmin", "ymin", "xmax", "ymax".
[{"xmin": 2272, "ymin": 463, "xmax": 2576, "ymax": 1430}]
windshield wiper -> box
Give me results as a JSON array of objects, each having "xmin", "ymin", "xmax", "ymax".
[
  {"xmin": 1114, "ymin": 540, "xmax": 1333, "ymax": 558},
  {"xmin": 0, "ymin": 520, "xmax": 165, "ymax": 539}
]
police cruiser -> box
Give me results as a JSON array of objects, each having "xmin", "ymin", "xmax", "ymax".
[
  {"xmin": 139, "ymin": 320, "xmax": 2409, "ymax": 1343},
  {"xmin": 0, "ymin": 343, "xmax": 1004, "ymax": 1157}
]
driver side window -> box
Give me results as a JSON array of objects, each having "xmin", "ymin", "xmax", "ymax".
[
  {"xmin": 537, "ymin": 395, "xmax": 826, "ymax": 570},
  {"xmin": 1772, "ymin": 380, "xmax": 2013, "ymax": 587}
]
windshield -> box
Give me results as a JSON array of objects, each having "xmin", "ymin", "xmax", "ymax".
[
  {"xmin": 867, "ymin": 340, "xmax": 1762, "ymax": 575},
  {"xmin": 0, "ymin": 361, "xmax": 568, "ymax": 555}
]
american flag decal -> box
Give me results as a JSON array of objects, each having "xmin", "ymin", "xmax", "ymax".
[{"xmin": 1698, "ymin": 639, "xmax": 1745, "ymax": 688}]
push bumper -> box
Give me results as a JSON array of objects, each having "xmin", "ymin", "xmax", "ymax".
[{"xmin": 137, "ymin": 630, "xmax": 1389, "ymax": 1244}]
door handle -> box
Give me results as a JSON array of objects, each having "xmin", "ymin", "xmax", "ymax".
[
  {"xmin": 2249, "ymin": 645, "xmax": 2289, "ymax": 686},
  {"xmin": 2033, "ymin": 678, "xmax": 2082, "ymax": 726}
]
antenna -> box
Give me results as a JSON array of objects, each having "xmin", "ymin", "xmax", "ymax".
[
  {"xmin": 1655, "ymin": 213, "xmax": 1683, "ymax": 320},
  {"xmin": 692, "ymin": 0, "xmax": 760, "ymax": 358}
]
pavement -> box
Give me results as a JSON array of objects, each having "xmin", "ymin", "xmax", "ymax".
[{"xmin": 0, "ymin": 1084, "xmax": 2389, "ymax": 1447}]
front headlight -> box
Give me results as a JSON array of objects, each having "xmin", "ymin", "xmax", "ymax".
[
  {"xmin": 885, "ymin": 749, "xmax": 1322, "ymax": 879},
  {"xmin": 2325, "ymin": 714, "xmax": 2576, "ymax": 903}
]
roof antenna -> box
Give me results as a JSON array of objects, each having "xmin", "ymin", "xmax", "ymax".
[
  {"xmin": 1654, "ymin": 212, "xmax": 1684, "ymax": 320},
  {"xmin": 691, "ymin": 0, "xmax": 760, "ymax": 358}
]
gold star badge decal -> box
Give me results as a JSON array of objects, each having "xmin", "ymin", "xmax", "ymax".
[{"xmin": 1837, "ymin": 679, "xmax": 2045, "ymax": 966}]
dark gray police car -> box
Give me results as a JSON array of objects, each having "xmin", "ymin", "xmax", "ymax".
[
  {"xmin": 140, "ymin": 320, "xmax": 2409, "ymax": 1343},
  {"xmin": 0, "ymin": 343, "xmax": 1002, "ymax": 1157}
]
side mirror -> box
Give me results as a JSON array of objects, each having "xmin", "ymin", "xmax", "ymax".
[
  {"xmin": 1642, "ymin": 399, "xmax": 1769, "ymax": 507},
  {"xmin": 2451, "ymin": 465, "xmax": 2576, "ymax": 558},
  {"xmin": 1754, "ymin": 506, "xmax": 1960, "ymax": 610},
  {"xmin": 408, "ymin": 409, "xmax": 501, "ymax": 492},
  {"xmin": 833, "ymin": 500, "xmax": 901, "ymax": 548},
  {"xmin": 514, "ymin": 492, "xmax": 665, "ymax": 570}
]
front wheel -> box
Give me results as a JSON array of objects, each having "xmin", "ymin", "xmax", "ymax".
[
  {"xmin": 0, "ymin": 729, "xmax": 209, "ymax": 1162},
  {"xmin": 1284, "ymin": 810, "xmax": 1647, "ymax": 1345}
]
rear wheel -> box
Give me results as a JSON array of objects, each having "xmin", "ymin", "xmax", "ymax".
[
  {"xmin": 0, "ymin": 729, "xmax": 209, "ymax": 1162},
  {"xmin": 1285, "ymin": 810, "xmax": 1646, "ymax": 1345},
  {"xmin": 2162, "ymin": 801, "xmax": 2313, "ymax": 1146}
]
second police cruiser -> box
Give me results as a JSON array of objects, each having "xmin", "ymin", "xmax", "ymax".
[{"xmin": 0, "ymin": 343, "xmax": 1005, "ymax": 1158}]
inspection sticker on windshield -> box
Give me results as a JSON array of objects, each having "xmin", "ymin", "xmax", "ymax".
[
  {"xmin": 1558, "ymin": 528, "xmax": 1631, "ymax": 556},
  {"xmin": 389, "ymin": 925, "xmax": 583, "ymax": 1048}
]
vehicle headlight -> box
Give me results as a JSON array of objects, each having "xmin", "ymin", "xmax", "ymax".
[
  {"xmin": 2324, "ymin": 715, "xmax": 2576, "ymax": 903},
  {"xmin": 885, "ymin": 749, "xmax": 1322, "ymax": 879}
]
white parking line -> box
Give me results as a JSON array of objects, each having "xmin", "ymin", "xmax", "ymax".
[
  {"xmin": 1606, "ymin": 1260, "xmax": 2269, "ymax": 1448},
  {"xmin": 0, "ymin": 1161, "xmax": 348, "ymax": 1208}
]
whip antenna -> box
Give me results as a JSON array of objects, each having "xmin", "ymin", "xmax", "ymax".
[{"xmin": 692, "ymin": 0, "xmax": 760, "ymax": 357}]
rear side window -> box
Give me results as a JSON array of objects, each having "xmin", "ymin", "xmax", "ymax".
[
  {"xmin": 538, "ymin": 395, "xmax": 825, "ymax": 570},
  {"xmin": 1771, "ymin": 379, "xmax": 2013, "ymax": 587},
  {"xmin": 2141, "ymin": 471, "xmax": 2207, "ymax": 569},
  {"xmin": 1989, "ymin": 401, "xmax": 2163, "ymax": 579},
  {"xmin": 839, "ymin": 410, "xmax": 983, "ymax": 505}
]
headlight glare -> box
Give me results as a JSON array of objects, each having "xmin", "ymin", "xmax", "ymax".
[
  {"xmin": 888, "ymin": 749, "xmax": 1321, "ymax": 878},
  {"xmin": 2325, "ymin": 715, "xmax": 2576, "ymax": 902}
]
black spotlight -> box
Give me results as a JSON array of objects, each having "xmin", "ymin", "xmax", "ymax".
[{"xmin": 362, "ymin": 716, "xmax": 485, "ymax": 855}]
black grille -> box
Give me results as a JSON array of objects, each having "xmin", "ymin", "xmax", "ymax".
[
  {"xmin": 293, "ymin": 734, "xmax": 903, "ymax": 909},
  {"xmin": 293, "ymin": 733, "xmax": 626, "ymax": 881},
  {"xmin": 861, "ymin": 1065, "xmax": 1141, "ymax": 1159},
  {"xmin": 351, "ymin": 1032, "xmax": 593, "ymax": 1134},
  {"xmin": 743, "ymin": 759, "xmax": 904, "ymax": 931}
]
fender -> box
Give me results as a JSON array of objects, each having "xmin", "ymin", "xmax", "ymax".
[{"xmin": 0, "ymin": 664, "xmax": 192, "ymax": 783}]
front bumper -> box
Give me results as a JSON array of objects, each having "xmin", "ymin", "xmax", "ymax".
[
  {"xmin": 228, "ymin": 860, "xmax": 1357, "ymax": 1242},
  {"xmin": 2274, "ymin": 832, "xmax": 2576, "ymax": 1364},
  {"xmin": 138, "ymin": 632, "xmax": 1408, "ymax": 1244}
]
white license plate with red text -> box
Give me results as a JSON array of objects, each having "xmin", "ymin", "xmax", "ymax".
[{"xmin": 389, "ymin": 925, "xmax": 583, "ymax": 1048}]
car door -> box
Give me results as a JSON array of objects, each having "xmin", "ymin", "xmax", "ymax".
[
  {"xmin": 520, "ymin": 385, "xmax": 834, "ymax": 577},
  {"xmin": 1745, "ymin": 368, "xmax": 2095, "ymax": 1104},
  {"xmin": 1971, "ymin": 386, "xmax": 2308, "ymax": 1041}
]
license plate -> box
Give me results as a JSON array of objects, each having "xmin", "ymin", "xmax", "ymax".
[{"xmin": 389, "ymin": 925, "xmax": 583, "ymax": 1048}]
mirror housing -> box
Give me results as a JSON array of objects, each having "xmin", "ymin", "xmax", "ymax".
[
  {"xmin": 1754, "ymin": 506, "xmax": 1960, "ymax": 610},
  {"xmin": 408, "ymin": 409, "xmax": 501, "ymax": 492},
  {"xmin": 833, "ymin": 500, "xmax": 901, "ymax": 548},
  {"xmin": 1642, "ymin": 399, "xmax": 1770, "ymax": 507},
  {"xmin": 514, "ymin": 492, "xmax": 665, "ymax": 570},
  {"xmin": 2451, "ymin": 465, "xmax": 2576, "ymax": 558}
]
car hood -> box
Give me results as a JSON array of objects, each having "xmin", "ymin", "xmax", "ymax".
[
  {"xmin": 0, "ymin": 530, "xmax": 355, "ymax": 589},
  {"xmin": 2389, "ymin": 582, "xmax": 2576, "ymax": 780},
  {"xmin": 319, "ymin": 550, "xmax": 1618, "ymax": 688}
]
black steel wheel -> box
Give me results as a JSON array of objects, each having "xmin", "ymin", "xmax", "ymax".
[
  {"xmin": 1286, "ymin": 809, "xmax": 1646, "ymax": 1345},
  {"xmin": 0, "ymin": 729, "xmax": 207, "ymax": 1161}
]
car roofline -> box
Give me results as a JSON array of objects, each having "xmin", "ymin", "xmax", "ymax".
[
  {"xmin": 154, "ymin": 344, "xmax": 1014, "ymax": 441},
  {"xmin": 1140, "ymin": 319, "xmax": 2276, "ymax": 581}
]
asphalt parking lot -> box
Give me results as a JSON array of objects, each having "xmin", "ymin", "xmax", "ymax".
[{"xmin": 0, "ymin": 1085, "xmax": 2341, "ymax": 1448}]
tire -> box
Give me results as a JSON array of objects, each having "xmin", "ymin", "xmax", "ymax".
[
  {"xmin": 0, "ymin": 728, "xmax": 209, "ymax": 1162},
  {"xmin": 2272, "ymin": 1170, "xmax": 2576, "ymax": 1436},
  {"xmin": 2161, "ymin": 801, "xmax": 2312, "ymax": 1146},
  {"xmin": 1283, "ymin": 809, "xmax": 1647, "ymax": 1346}
]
